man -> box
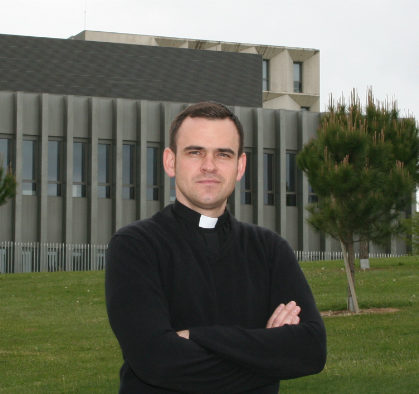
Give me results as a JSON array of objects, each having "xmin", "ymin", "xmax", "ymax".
[{"xmin": 106, "ymin": 102, "xmax": 326, "ymax": 393}]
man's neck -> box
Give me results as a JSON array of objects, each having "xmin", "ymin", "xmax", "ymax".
[{"xmin": 176, "ymin": 198, "xmax": 226, "ymax": 218}]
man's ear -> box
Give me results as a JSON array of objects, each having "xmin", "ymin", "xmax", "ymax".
[
  {"xmin": 163, "ymin": 147, "xmax": 176, "ymax": 177},
  {"xmin": 236, "ymin": 152, "xmax": 247, "ymax": 181}
]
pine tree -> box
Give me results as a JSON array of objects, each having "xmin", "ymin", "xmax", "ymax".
[{"xmin": 297, "ymin": 90, "xmax": 418, "ymax": 312}]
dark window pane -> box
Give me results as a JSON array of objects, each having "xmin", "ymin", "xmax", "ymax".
[
  {"xmin": 147, "ymin": 187, "xmax": 159, "ymax": 201},
  {"xmin": 123, "ymin": 186, "xmax": 135, "ymax": 200},
  {"xmin": 98, "ymin": 185, "xmax": 110, "ymax": 199},
  {"xmin": 265, "ymin": 193, "xmax": 274, "ymax": 206},
  {"xmin": 48, "ymin": 141, "xmax": 60, "ymax": 181},
  {"xmin": 22, "ymin": 140, "xmax": 35, "ymax": 181},
  {"xmin": 0, "ymin": 139, "xmax": 9, "ymax": 170},
  {"xmin": 48, "ymin": 183, "xmax": 61, "ymax": 197},
  {"xmin": 22, "ymin": 182, "xmax": 36, "ymax": 196},
  {"xmin": 263, "ymin": 152, "xmax": 274, "ymax": 206},
  {"xmin": 286, "ymin": 152, "xmax": 296, "ymax": 192},
  {"xmin": 72, "ymin": 184, "xmax": 85, "ymax": 198},
  {"xmin": 286, "ymin": 194, "xmax": 297, "ymax": 206},
  {"xmin": 147, "ymin": 147, "xmax": 159, "ymax": 201},
  {"xmin": 73, "ymin": 142, "xmax": 85, "ymax": 183},
  {"xmin": 262, "ymin": 59, "xmax": 269, "ymax": 91},
  {"xmin": 293, "ymin": 62, "xmax": 302, "ymax": 93},
  {"xmin": 122, "ymin": 144, "xmax": 134, "ymax": 185},
  {"xmin": 98, "ymin": 144, "xmax": 110, "ymax": 183},
  {"xmin": 244, "ymin": 191, "xmax": 252, "ymax": 205},
  {"xmin": 147, "ymin": 147, "xmax": 158, "ymax": 185},
  {"xmin": 241, "ymin": 151, "xmax": 252, "ymax": 205}
]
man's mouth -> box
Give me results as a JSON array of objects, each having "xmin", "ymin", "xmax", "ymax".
[{"xmin": 196, "ymin": 178, "xmax": 221, "ymax": 184}]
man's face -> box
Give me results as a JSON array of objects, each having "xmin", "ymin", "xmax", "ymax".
[{"xmin": 163, "ymin": 117, "xmax": 246, "ymax": 217}]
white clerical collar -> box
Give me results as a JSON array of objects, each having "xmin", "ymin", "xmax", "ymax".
[{"xmin": 199, "ymin": 214, "xmax": 218, "ymax": 229}]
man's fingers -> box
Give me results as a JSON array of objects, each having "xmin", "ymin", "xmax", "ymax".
[
  {"xmin": 268, "ymin": 301, "xmax": 301, "ymax": 328},
  {"xmin": 266, "ymin": 303, "xmax": 284, "ymax": 328}
]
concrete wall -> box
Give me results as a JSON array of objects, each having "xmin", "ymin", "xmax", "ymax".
[
  {"xmin": 0, "ymin": 90, "xmax": 327, "ymax": 250},
  {"xmin": 71, "ymin": 30, "xmax": 321, "ymax": 112}
]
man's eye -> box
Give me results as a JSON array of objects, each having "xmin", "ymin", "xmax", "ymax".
[
  {"xmin": 218, "ymin": 152, "xmax": 231, "ymax": 158},
  {"xmin": 189, "ymin": 151, "xmax": 201, "ymax": 155}
]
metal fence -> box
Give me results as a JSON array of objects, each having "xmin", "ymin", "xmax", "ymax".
[
  {"xmin": 0, "ymin": 242, "xmax": 107, "ymax": 274},
  {"xmin": 294, "ymin": 250, "xmax": 406, "ymax": 262},
  {"xmin": 0, "ymin": 241, "xmax": 407, "ymax": 274}
]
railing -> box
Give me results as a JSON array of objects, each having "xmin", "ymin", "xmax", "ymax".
[
  {"xmin": 0, "ymin": 241, "xmax": 107, "ymax": 274},
  {"xmin": 295, "ymin": 250, "xmax": 406, "ymax": 262},
  {"xmin": 0, "ymin": 241, "xmax": 407, "ymax": 273}
]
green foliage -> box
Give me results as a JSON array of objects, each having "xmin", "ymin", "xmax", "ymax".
[
  {"xmin": 402, "ymin": 212, "xmax": 419, "ymax": 254},
  {"xmin": 297, "ymin": 89, "xmax": 418, "ymax": 246},
  {"xmin": 0, "ymin": 163, "xmax": 16, "ymax": 206}
]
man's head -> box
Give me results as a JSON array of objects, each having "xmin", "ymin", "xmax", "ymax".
[
  {"xmin": 169, "ymin": 102, "xmax": 244, "ymax": 156},
  {"xmin": 163, "ymin": 102, "xmax": 246, "ymax": 217}
]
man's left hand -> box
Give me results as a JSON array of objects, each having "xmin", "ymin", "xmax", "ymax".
[{"xmin": 177, "ymin": 330, "xmax": 190, "ymax": 339}]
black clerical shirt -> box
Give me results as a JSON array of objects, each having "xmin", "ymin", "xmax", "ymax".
[{"xmin": 105, "ymin": 201, "xmax": 326, "ymax": 393}]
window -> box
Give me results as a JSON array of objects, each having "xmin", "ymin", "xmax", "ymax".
[
  {"xmin": 262, "ymin": 59, "xmax": 270, "ymax": 91},
  {"xmin": 98, "ymin": 143, "xmax": 112, "ymax": 199},
  {"xmin": 241, "ymin": 151, "xmax": 252, "ymax": 204},
  {"xmin": 122, "ymin": 143, "xmax": 135, "ymax": 200},
  {"xmin": 0, "ymin": 138, "xmax": 11, "ymax": 171},
  {"xmin": 48, "ymin": 140, "xmax": 62, "ymax": 196},
  {"xmin": 73, "ymin": 141, "xmax": 87, "ymax": 197},
  {"xmin": 22, "ymin": 139, "xmax": 37, "ymax": 195},
  {"xmin": 286, "ymin": 152, "xmax": 297, "ymax": 206},
  {"xmin": 263, "ymin": 152, "xmax": 274, "ymax": 205},
  {"xmin": 301, "ymin": 106, "xmax": 310, "ymax": 111},
  {"xmin": 293, "ymin": 62, "xmax": 302, "ymax": 93},
  {"xmin": 308, "ymin": 183, "xmax": 318, "ymax": 203},
  {"xmin": 147, "ymin": 146, "xmax": 160, "ymax": 201}
]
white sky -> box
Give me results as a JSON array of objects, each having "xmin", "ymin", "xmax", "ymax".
[
  {"xmin": 1, "ymin": 0, "xmax": 418, "ymax": 208},
  {"xmin": 1, "ymin": 0, "xmax": 418, "ymax": 119}
]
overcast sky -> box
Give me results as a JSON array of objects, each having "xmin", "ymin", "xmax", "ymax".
[{"xmin": 1, "ymin": 0, "xmax": 418, "ymax": 119}]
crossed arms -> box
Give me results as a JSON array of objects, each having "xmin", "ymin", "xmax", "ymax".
[{"xmin": 177, "ymin": 300, "xmax": 301, "ymax": 339}]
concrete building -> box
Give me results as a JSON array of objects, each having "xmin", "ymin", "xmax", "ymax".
[
  {"xmin": 0, "ymin": 33, "xmax": 406, "ymax": 273},
  {"xmin": 71, "ymin": 31, "xmax": 320, "ymax": 112},
  {"xmin": 0, "ymin": 90, "xmax": 322, "ymax": 247}
]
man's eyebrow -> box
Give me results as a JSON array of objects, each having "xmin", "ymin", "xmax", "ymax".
[
  {"xmin": 184, "ymin": 145, "xmax": 204, "ymax": 151},
  {"xmin": 217, "ymin": 148, "xmax": 236, "ymax": 155},
  {"xmin": 183, "ymin": 146, "xmax": 236, "ymax": 155}
]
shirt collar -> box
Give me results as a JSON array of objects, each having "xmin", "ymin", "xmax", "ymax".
[{"xmin": 172, "ymin": 200, "xmax": 230, "ymax": 229}]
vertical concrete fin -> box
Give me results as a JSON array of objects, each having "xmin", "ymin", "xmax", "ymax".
[
  {"xmin": 137, "ymin": 101, "xmax": 147, "ymax": 219},
  {"xmin": 254, "ymin": 108, "xmax": 264, "ymax": 226},
  {"xmin": 114, "ymin": 99, "xmax": 123, "ymax": 232}
]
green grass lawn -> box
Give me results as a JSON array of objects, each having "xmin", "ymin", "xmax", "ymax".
[{"xmin": 0, "ymin": 256, "xmax": 418, "ymax": 393}]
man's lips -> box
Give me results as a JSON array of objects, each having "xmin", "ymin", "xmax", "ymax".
[{"xmin": 195, "ymin": 178, "xmax": 221, "ymax": 184}]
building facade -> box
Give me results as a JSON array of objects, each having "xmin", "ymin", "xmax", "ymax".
[
  {"xmin": 0, "ymin": 91, "xmax": 323, "ymax": 251},
  {"xmin": 0, "ymin": 33, "xmax": 408, "ymax": 273},
  {"xmin": 71, "ymin": 31, "xmax": 320, "ymax": 112}
]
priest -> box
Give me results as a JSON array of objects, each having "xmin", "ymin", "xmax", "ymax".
[{"xmin": 105, "ymin": 101, "xmax": 327, "ymax": 393}]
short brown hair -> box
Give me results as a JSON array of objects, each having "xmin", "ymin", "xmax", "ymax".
[{"xmin": 169, "ymin": 102, "xmax": 244, "ymax": 156}]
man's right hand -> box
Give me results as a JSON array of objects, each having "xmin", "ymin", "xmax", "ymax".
[{"xmin": 266, "ymin": 301, "xmax": 301, "ymax": 328}]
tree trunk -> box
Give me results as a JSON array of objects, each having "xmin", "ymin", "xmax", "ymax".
[
  {"xmin": 340, "ymin": 240, "xmax": 360, "ymax": 313},
  {"xmin": 360, "ymin": 239, "xmax": 370, "ymax": 270}
]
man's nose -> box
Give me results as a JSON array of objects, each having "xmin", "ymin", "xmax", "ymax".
[{"xmin": 201, "ymin": 155, "xmax": 217, "ymax": 172}]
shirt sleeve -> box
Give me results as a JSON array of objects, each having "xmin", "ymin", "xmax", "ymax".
[
  {"xmin": 105, "ymin": 232, "xmax": 279, "ymax": 393},
  {"xmin": 188, "ymin": 235, "xmax": 327, "ymax": 379}
]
